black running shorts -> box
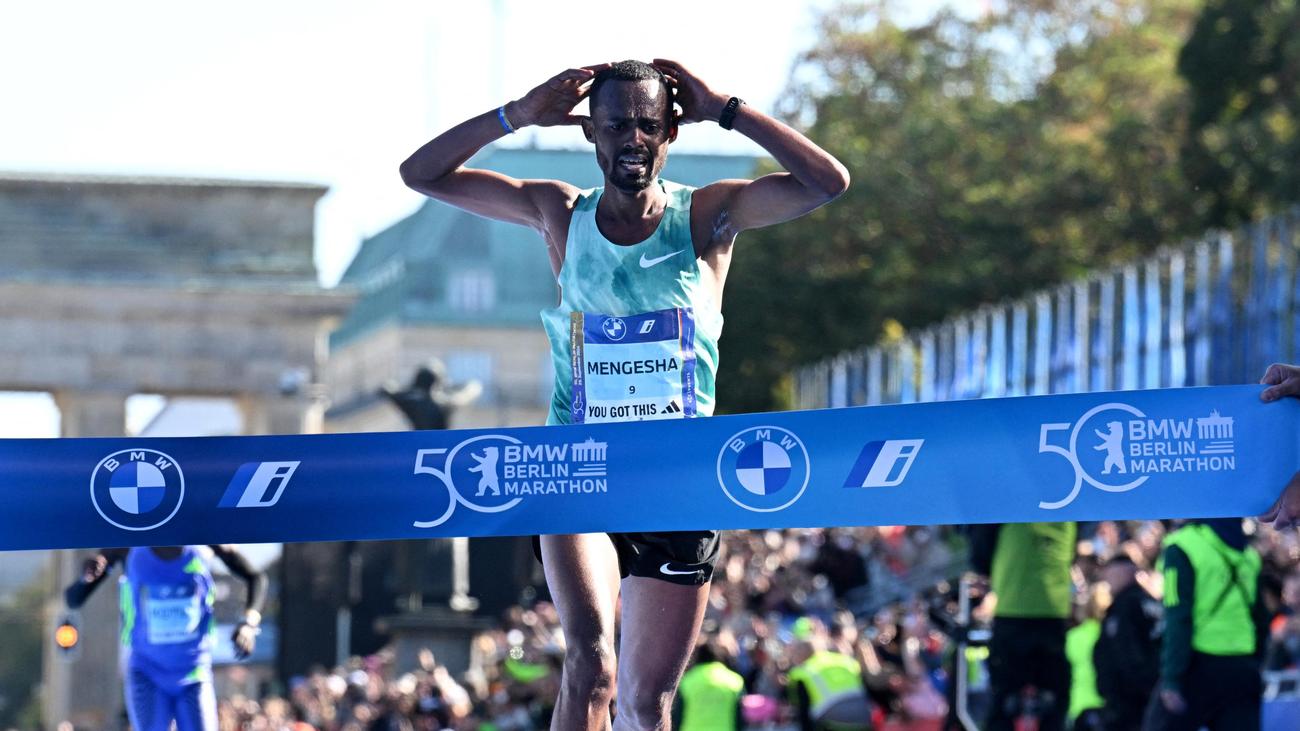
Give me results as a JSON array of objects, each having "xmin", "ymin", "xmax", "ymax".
[{"xmin": 532, "ymin": 531, "xmax": 721, "ymax": 586}]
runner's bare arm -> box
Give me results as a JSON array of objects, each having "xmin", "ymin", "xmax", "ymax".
[
  {"xmin": 653, "ymin": 59, "xmax": 850, "ymax": 244},
  {"xmin": 399, "ymin": 65, "xmax": 610, "ymax": 232}
]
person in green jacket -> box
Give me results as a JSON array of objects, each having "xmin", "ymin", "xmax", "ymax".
[
  {"xmin": 1144, "ymin": 519, "xmax": 1268, "ymax": 731},
  {"xmin": 970, "ymin": 522, "xmax": 1077, "ymax": 731},
  {"xmin": 673, "ymin": 643, "xmax": 746, "ymax": 731}
]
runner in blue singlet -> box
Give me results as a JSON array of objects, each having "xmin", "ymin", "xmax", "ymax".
[
  {"xmin": 64, "ymin": 545, "xmax": 267, "ymax": 731},
  {"xmin": 400, "ymin": 58, "xmax": 849, "ymax": 730}
]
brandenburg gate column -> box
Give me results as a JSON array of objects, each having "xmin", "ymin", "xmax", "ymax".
[
  {"xmin": 54, "ymin": 390, "xmax": 127, "ymax": 439},
  {"xmin": 44, "ymin": 390, "xmax": 128, "ymax": 731},
  {"xmin": 238, "ymin": 393, "xmax": 323, "ymax": 436}
]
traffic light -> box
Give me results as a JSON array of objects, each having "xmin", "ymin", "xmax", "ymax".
[{"xmin": 54, "ymin": 615, "xmax": 81, "ymax": 661}]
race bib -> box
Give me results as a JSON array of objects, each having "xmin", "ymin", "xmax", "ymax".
[
  {"xmin": 143, "ymin": 584, "xmax": 202, "ymax": 645},
  {"xmin": 570, "ymin": 308, "xmax": 698, "ymax": 423}
]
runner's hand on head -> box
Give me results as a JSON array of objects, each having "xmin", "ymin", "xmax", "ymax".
[
  {"xmin": 1260, "ymin": 362, "xmax": 1300, "ymax": 402},
  {"xmin": 507, "ymin": 64, "xmax": 610, "ymax": 129},
  {"xmin": 652, "ymin": 58, "xmax": 726, "ymax": 125}
]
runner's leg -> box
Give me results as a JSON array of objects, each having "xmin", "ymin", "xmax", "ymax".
[
  {"xmin": 612, "ymin": 576, "xmax": 710, "ymax": 731},
  {"xmin": 172, "ymin": 676, "xmax": 218, "ymax": 731},
  {"xmin": 123, "ymin": 665, "xmax": 172, "ymax": 731},
  {"xmin": 540, "ymin": 533, "xmax": 624, "ymax": 731}
]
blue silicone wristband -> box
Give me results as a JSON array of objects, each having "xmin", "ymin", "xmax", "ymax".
[{"xmin": 497, "ymin": 106, "xmax": 516, "ymax": 134}]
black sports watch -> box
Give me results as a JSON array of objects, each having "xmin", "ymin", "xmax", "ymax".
[{"xmin": 718, "ymin": 96, "xmax": 745, "ymax": 130}]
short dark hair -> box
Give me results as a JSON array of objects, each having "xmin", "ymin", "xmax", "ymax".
[
  {"xmin": 694, "ymin": 642, "xmax": 718, "ymax": 664},
  {"xmin": 590, "ymin": 59, "xmax": 674, "ymax": 118}
]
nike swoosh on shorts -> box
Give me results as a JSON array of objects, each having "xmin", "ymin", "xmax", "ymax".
[
  {"xmin": 659, "ymin": 562, "xmax": 703, "ymax": 576},
  {"xmin": 639, "ymin": 249, "xmax": 686, "ymax": 268}
]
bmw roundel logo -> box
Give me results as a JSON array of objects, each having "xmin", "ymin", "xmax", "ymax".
[
  {"xmin": 90, "ymin": 449, "xmax": 185, "ymax": 531},
  {"xmin": 716, "ymin": 426, "xmax": 810, "ymax": 512},
  {"xmin": 602, "ymin": 316, "xmax": 627, "ymax": 341}
]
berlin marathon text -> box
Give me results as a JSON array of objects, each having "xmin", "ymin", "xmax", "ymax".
[
  {"xmin": 1130, "ymin": 456, "xmax": 1235, "ymax": 473},
  {"xmin": 504, "ymin": 479, "xmax": 608, "ymax": 495}
]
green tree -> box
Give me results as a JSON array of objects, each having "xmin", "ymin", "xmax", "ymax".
[
  {"xmin": 0, "ymin": 576, "xmax": 48, "ymax": 730},
  {"xmin": 1178, "ymin": 0, "xmax": 1300, "ymax": 226},
  {"xmin": 718, "ymin": 0, "xmax": 1201, "ymax": 413}
]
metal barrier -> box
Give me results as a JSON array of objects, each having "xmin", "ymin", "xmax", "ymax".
[
  {"xmin": 795, "ymin": 209, "xmax": 1300, "ymax": 409},
  {"xmin": 1263, "ymin": 669, "xmax": 1300, "ymax": 731},
  {"xmin": 792, "ymin": 209, "xmax": 1300, "ymax": 728}
]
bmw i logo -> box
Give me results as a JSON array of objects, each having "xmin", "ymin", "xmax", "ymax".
[
  {"xmin": 90, "ymin": 449, "xmax": 185, "ymax": 531},
  {"xmin": 716, "ymin": 426, "xmax": 810, "ymax": 512}
]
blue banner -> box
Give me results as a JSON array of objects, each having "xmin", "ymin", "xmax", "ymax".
[{"xmin": 0, "ymin": 385, "xmax": 1294, "ymax": 551}]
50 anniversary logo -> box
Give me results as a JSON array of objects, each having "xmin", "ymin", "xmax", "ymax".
[
  {"xmin": 1038, "ymin": 402, "xmax": 1236, "ymax": 510},
  {"xmin": 411, "ymin": 434, "xmax": 610, "ymax": 528}
]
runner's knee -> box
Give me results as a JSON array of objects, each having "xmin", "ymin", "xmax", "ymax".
[
  {"xmin": 614, "ymin": 681, "xmax": 674, "ymax": 730},
  {"xmin": 562, "ymin": 636, "xmax": 617, "ymax": 704}
]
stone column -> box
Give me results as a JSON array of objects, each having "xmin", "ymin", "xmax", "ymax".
[
  {"xmin": 44, "ymin": 391, "xmax": 128, "ymax": 731},
  {"xmin": 53, "ymin": 391, "xmax": 127, "ymax": 438},
  {"xmin": 238, "ymin": 394, "xmax": 318, "ymax": 435}
]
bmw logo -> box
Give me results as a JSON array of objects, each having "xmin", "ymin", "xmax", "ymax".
[
  {"xmin": 716, "ymin": 426, "xmax": 810, "ymax": 512},
  {"xmin": 90, "ymin": 449, "xmax": 185, "ymax": 531},
  {"xmin": 602, "ymin": 317, "xmax": 627, "ymax": 341}
]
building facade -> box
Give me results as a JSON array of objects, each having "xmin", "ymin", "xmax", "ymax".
[{"xmin": 0, "ymin": 171, "xmax": 351, "ymax": 730}]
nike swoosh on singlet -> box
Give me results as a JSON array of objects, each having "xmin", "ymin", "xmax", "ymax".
[
  {"xmin": 639, "ymin": 249, "xmax": 687, "ymax": 268},
  {"xmin": 659, "ymin": 562, "xmax": 704, "ymax": 576}
]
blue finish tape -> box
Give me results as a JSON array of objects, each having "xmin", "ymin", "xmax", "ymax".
[{"xmin": 1, "ymin": 385, "xmax": 1294, "ymax": 550}]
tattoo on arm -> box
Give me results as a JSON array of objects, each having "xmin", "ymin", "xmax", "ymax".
[{"xmin": 711, "ymin": 208, "xmax": 737, "ymax": 246}]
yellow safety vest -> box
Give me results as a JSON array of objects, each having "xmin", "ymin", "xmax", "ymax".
[
  {"xmin": 1163, "ymin": 524, "xmax": 1261, "ymax": 656},
  {"xmin": 992, "ymin": 522, "xmax": 1076, "ymax": 619},
  {"xmin": 788, "ymin": 651, "xmax": 865, "ymax": 719},
  {"xmin": 1065, "ymin": 619, "xmax": 1104, "ymax": 720},
  {"xmin": 678, "ymin": 661, "xmax": 744, "ymax": 731}
]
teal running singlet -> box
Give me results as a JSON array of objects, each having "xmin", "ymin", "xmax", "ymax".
[{"xmin": 542, "ymin": 180, "xmax": 723, "ymax": 425}]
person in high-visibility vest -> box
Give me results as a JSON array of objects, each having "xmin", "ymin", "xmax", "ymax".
[
  {"xmin": 787, "ymin": 619, "xmax": 874, "ymax": 731},
  {"xmin": 1144, "ymin": 519, "xmax": 1268, "ymax": 731},
  {"xmin": 970, "ymin": 522, "xmax": 1076, "ymax": 731},
  {"xmin": 1064, "ymin": 585, "xmax": 1105, "ymax": 730},
  {"xmin": 673, "ymin": 643, "xmax": 746, "ymax": 731}
]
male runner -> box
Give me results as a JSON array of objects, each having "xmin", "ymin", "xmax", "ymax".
[
  {"xmin": 64, "ymin": 545, "xmax": 267, "ymax": 731},
  {"xmin": 400, "ymin": 59, "xmax": 848, "ymax": 730}
]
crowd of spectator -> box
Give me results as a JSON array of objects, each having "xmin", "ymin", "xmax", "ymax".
[{"xmin": 218, "ymin": 521, "xmax": 1300, "ymax": 731}]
